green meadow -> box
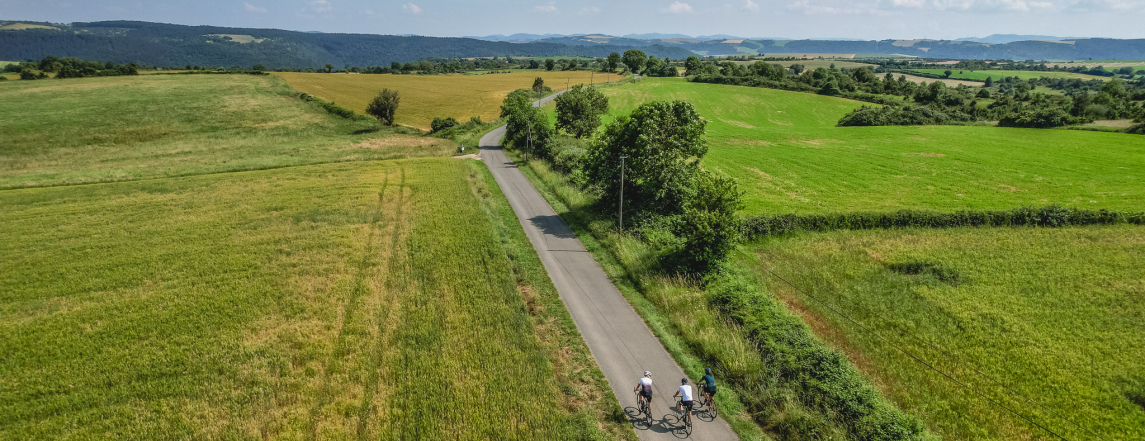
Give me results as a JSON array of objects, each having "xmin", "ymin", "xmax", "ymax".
[
  {"xmin": 1, "ymin": 73, "xmax": 631, "ymax": 439},
  {"xmin": 597, "ymin": 78, "xmax": 1144, "ymax": 215},
  {"xmin": 744, "ymin": 225, "xmax": 1145, "ymax": 440},
  {"xmin": 909, "ymin": 68, "xmax": 1108, "ymax": 82},
  {"xmin": 0, "ymin": 159, "xmax": 629, "ymax": 440},
  {"xmin": 0, "ymin": 74, "xmax": 454, "ymax": 189}
]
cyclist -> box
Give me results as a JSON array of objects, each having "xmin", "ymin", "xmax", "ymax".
[
  {"xmin": 699, "ymin": 367, "xmax": 717, "ymax": 405},
  {"xmin": 634, "ymin": 371, "xmax": 653, "ymax": 410},
  {"xmin": 674, "ymin": 377, "xmax": 695, "ymax": 422}
]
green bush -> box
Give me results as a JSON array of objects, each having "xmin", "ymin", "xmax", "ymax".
[
  {"xmin": 838, "ymin": 105, "xmax": 966, "ymax": 126},
  {"xmin": 430, "ymin": 116, "xmax": 460, "ymax": 133},
  {"xmin": 741, "ymin": 205, "xmax": 1144, "ymax": 239},
  {"xmin": 998, "ymin": 107, "xmax": 1087, "ymax": 128}
]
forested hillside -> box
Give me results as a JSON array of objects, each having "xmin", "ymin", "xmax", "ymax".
[{"xmin": 0, "ymin": 20, "xmax": 694, "ymax": 68}]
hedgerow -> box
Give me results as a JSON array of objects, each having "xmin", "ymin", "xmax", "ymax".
[{"xmin": 741, "ymin": 205, "xmax": 1145, "ymax": 239}]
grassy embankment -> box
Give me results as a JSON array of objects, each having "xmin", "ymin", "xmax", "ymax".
[
  {"xmin": 909, "ymin": 68, "xmax": 1109, "ymax": 82},
  {"xmin": 276, "ymin": 71, "xmax": 621, "ymax": 130},
  {"xmin": 744, "ymin": 226, "xmax": 1145, "ymax": 440},
  {"xmin": 0, "ymin": 74, "xmax": 456, "ymax": 189},
  {"xmin": 1, "ymin": 72, "xmax": 633, "ymax": 439},
  {"xmin": 598, "ymin": 78, "xmax": 1144, "ymax": 215}
]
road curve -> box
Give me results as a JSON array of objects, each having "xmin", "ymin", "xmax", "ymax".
[{"xmin": 479, "ymin": 96, "xmax": 738, "ymax": 440}]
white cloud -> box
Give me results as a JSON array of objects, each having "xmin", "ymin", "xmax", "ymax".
[
  {"xmin": 579, "ymin": 6, "xmax": 602, "ymax": 14},
  {"xmin": 662, "ymin": 1, "xmax": 693, "ymax": 13},
  {"xmin": 787, "ymin": 0, "xmax": 880, "ymax": 14},
  {"xmin": 309, "ymin": 0, "xmax": 332, "ymax": 13},
  {"xmin": 402, "ymin": 2, "xmax": 422, "ymax": 13},
  {"xmin": 535, "ymin": 2, "xmax": 558, "ymax": 12},
  {"xmin": 243, "ymin": 2, "xmax": 267, "ymax": 13},
  {"xmin": 891, "ymin": 0, "xmax": 924, "ymax": 7},
  {"xmin": 364, "ymin": 9, "xmax": 375, "ymax": 15},
  {"xmin": 742, "ymin": 0, "xmax": 761, "ymax": 10}
]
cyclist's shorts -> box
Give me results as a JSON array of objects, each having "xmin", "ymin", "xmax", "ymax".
[
  {"xmin": 641, "ymin": 391, "xmax": 653, "ymax": 401},
  {"xmin": 682, "ymin": 400, "xmax": 694, "ymax": 411},
  {"xmin": 705, "ymin": 386, "xmax": 718, "ymax": 395}
]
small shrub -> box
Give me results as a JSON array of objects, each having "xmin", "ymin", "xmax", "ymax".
[
  {"xmin": 430, "ymin": 116, "xmax": 460, "ymax": 133},
  {"xmin": 888, "ymin": 261, "xmax": 963, "ymax": 285},
  {"xmin": 998, "ymin": 107, "xmax": 1087, "ymax": 128}
]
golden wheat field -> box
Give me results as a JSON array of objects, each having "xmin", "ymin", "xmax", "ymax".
[{"xmin": 275, "ymin": 71, "xmax": 621, "ymax": 129}]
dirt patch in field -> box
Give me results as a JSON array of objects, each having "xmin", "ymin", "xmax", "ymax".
[
  {"xmin": 721, "ymin": 119, "xmax": 756, "ymax": 129},
  {"xmin": 902, "ymin": 152, "xmax": 946, "ymax": 157},
  {"xmin": 789, "ymin": 138, "xmax": 829, "ymax": 147},
  {"xmin": 1084, "ymin": 119, "xmax": 1137, "ymax": 128},
  {"xmin": 896, "ymin": 74, "xmax": 982, "ymax": 87},
  {"xmin": 348, "ymin": 136, "xmax": 451, "ymax": 150},
  {"xmin": 727, "ymin": 139, "xmax": 775, "ymax": 147}
]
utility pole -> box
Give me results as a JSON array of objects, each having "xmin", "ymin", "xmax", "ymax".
[
  {"xmin": 618, "ymin": 155, "xmax": 627, "ymax": 231},
  {"xmin": 526, "ymin": 120, "xmax": 533, "ymax": 162}
]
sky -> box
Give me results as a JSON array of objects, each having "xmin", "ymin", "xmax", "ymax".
[{"xmin": 2, "ymin": 0, "xmax": 1143, "ymax": 40}]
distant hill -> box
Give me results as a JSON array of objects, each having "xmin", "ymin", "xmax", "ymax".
[
  {"xmin": 466, "ymin": 33, "xmax": 566, "ymax": 43},
  {"xmin": 0, "ymin": 21, "xmax": 694, "ymax": 68},
  {"xmin": 623, "ymin": 33, "xmax": 692, "ymax": 40},
  {"xmin": 956, "ymin": 34, "xmax": 1086, "ymax": 44}
]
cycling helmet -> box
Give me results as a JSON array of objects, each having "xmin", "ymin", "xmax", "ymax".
[
  {"xmin": 681, "ymin": 378, "xmax": 689, "ymax": 384},
  {"xmin": 705, "ymin": 367, "xmax": 712, "ymax": 375},
  {"xmin": 644, "ymin": 371, "xmax": 652, "ymax": 377}
]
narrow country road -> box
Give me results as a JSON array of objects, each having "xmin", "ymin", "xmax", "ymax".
[{"xmin": 478, "ymin": 92, "xmax": 738, "ymax": 440}]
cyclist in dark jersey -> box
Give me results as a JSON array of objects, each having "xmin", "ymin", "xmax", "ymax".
[{"xmin": 699, "ymin": 367, "xmax": 717, "ymax": 400}]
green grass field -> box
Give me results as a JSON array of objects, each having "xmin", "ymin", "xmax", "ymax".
[
  {"xmin": 276, "ymin": 71, "xmax": 618, "ymax": 129},
  {"xmin": 910, "ymin": 68, "xmax": 1108, "ymax": 82},
  {"xmin": 744, "ymin": 225, "xmax": 1145, "ymax": 440},
  {"xmin": 0, "ymin": 158, "xmax": 630, "ymax": 439},
  {"xmin": 0, "ymin": 74, "xmax": 455, "ymax": 189},
  {"xmin": 596, "ymin": 78, "xmax": 1144, "ymax": 215}
]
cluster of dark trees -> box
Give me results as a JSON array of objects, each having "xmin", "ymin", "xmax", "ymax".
[
  {"xmin": 0, "ymin": 20, "xmax": 694, "ymax": 70},
  {"xmin": 683, "ymin": 56, "xmax": 1145, "ymax": 128},
  {"xmin": 500, "ymin": 84, "xmax": 742, "ymax": 273},
  {"xmin": 3, "ymin": 55, "xmax": 139, "ymax": 79}
]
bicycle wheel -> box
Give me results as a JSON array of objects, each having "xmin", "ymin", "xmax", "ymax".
[{"xmin": 708, "ymin": 398, "xmax": 718, "ymax": 418}]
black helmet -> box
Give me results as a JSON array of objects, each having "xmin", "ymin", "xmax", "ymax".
[
  {"xmin": 681, "ymin": 378, "xmax": 689, "ymax": 384},
  {"xmin": 705, "ymin": 367, "xmax": 712, "ymax": 375}
]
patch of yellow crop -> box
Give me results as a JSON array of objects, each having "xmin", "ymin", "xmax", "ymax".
[
  {"xmin": 205, "ymin": 34, "xmax": 266, "ymax": 44},
  {"xmin": 0, "ymin": 23, "xmax": 59, "ymax": 30},
  {"xmin": 276, "ymin": 71, "xmax": 622, "ymax": 129}
]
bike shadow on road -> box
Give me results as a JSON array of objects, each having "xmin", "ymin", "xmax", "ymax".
[{"xmin": 623, "ymin": 406, "xmax": 688, "ymax": 436}]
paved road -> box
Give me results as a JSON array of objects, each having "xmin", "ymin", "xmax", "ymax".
[{"xmin": 479, "ymin": 98, "xmax": 737, "ymax": 440}]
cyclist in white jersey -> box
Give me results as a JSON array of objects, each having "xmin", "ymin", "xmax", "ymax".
[
  {"xmin": 633, "ymin": 371, "xmax": 653, "ymax": 407},
  {"xmin": 674, "ymin": 377, "xmax": 695, "ymax": 421}
]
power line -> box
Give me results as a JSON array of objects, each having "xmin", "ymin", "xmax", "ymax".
[
  {"xmin": 756, "ymin": 248, "xmax": 1109, "ymax": 441},
  {"xmin": 749, "ymin": 252, "xmax": 1072, "ymax": 441}
]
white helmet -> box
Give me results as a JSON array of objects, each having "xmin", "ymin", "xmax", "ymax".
[{"xmin": 644, "ymin": 371, "xmax": 652, "ymax": 377}]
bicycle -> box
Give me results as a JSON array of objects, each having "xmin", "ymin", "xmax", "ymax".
[
  {"xmin": 700, "ymin": 389, "xmax": 717, "ymax": 418},
  {"xmin": 676, "ymin": 398, "xmax": 693, "ymax": 435},
  {"xmin": 635, "ymin": 391, "xmax": 651, "ymax": 421}
]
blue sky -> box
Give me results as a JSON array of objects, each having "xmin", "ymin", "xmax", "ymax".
[{"xmin": 2, "ymin": 0, "xmax": 1143, "ymax": 40}]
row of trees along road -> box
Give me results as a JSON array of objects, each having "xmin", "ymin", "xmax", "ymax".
[{"xmin": 502, "ymin": 83, "xmax": 743, "ymax": 274}]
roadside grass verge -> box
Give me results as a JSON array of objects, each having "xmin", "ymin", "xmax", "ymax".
[
  {"xmin": 0, "ymin": 158, "xmax": 631, "ymax": 440},
  {"xmin": 744, "ymin": 225, "xmax": 1145, "ymax": 440},
  {"xmin": 501, "ymin": 145, "xmax": 936, "ymax": 440},
  {"xmin": 275, "ymin": 71, "xmax": 621, "ymax": 130},
  {"xmin": 0, "ymin": 74, "xmax": 453, "ymax": 189},
  {"xmin": 597, "ymin": 78, "xmax": 1145, "ymax": 215}
]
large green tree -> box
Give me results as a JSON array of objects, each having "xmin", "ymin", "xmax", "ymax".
[
  {"xmin": 584, "ymin": 101, "xmax": 742, "ymax": 272},
  {"xmin": 500, "ymin": 89, "xmax": 554, "ymax": 159},
  {"xmin": 621, "ymin": 49, "xmax": 647, "ymax": 74},
  {"xmin": 606, "ymin": 52, "xmax": 621, "ymax": 72},
  {"xmin": 365, "ymin": 88, "xmax": 400, "ymax": 125},
  {"xmin": 554, "ymin": 84, "xmax": 609, "ymax": 138}
]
